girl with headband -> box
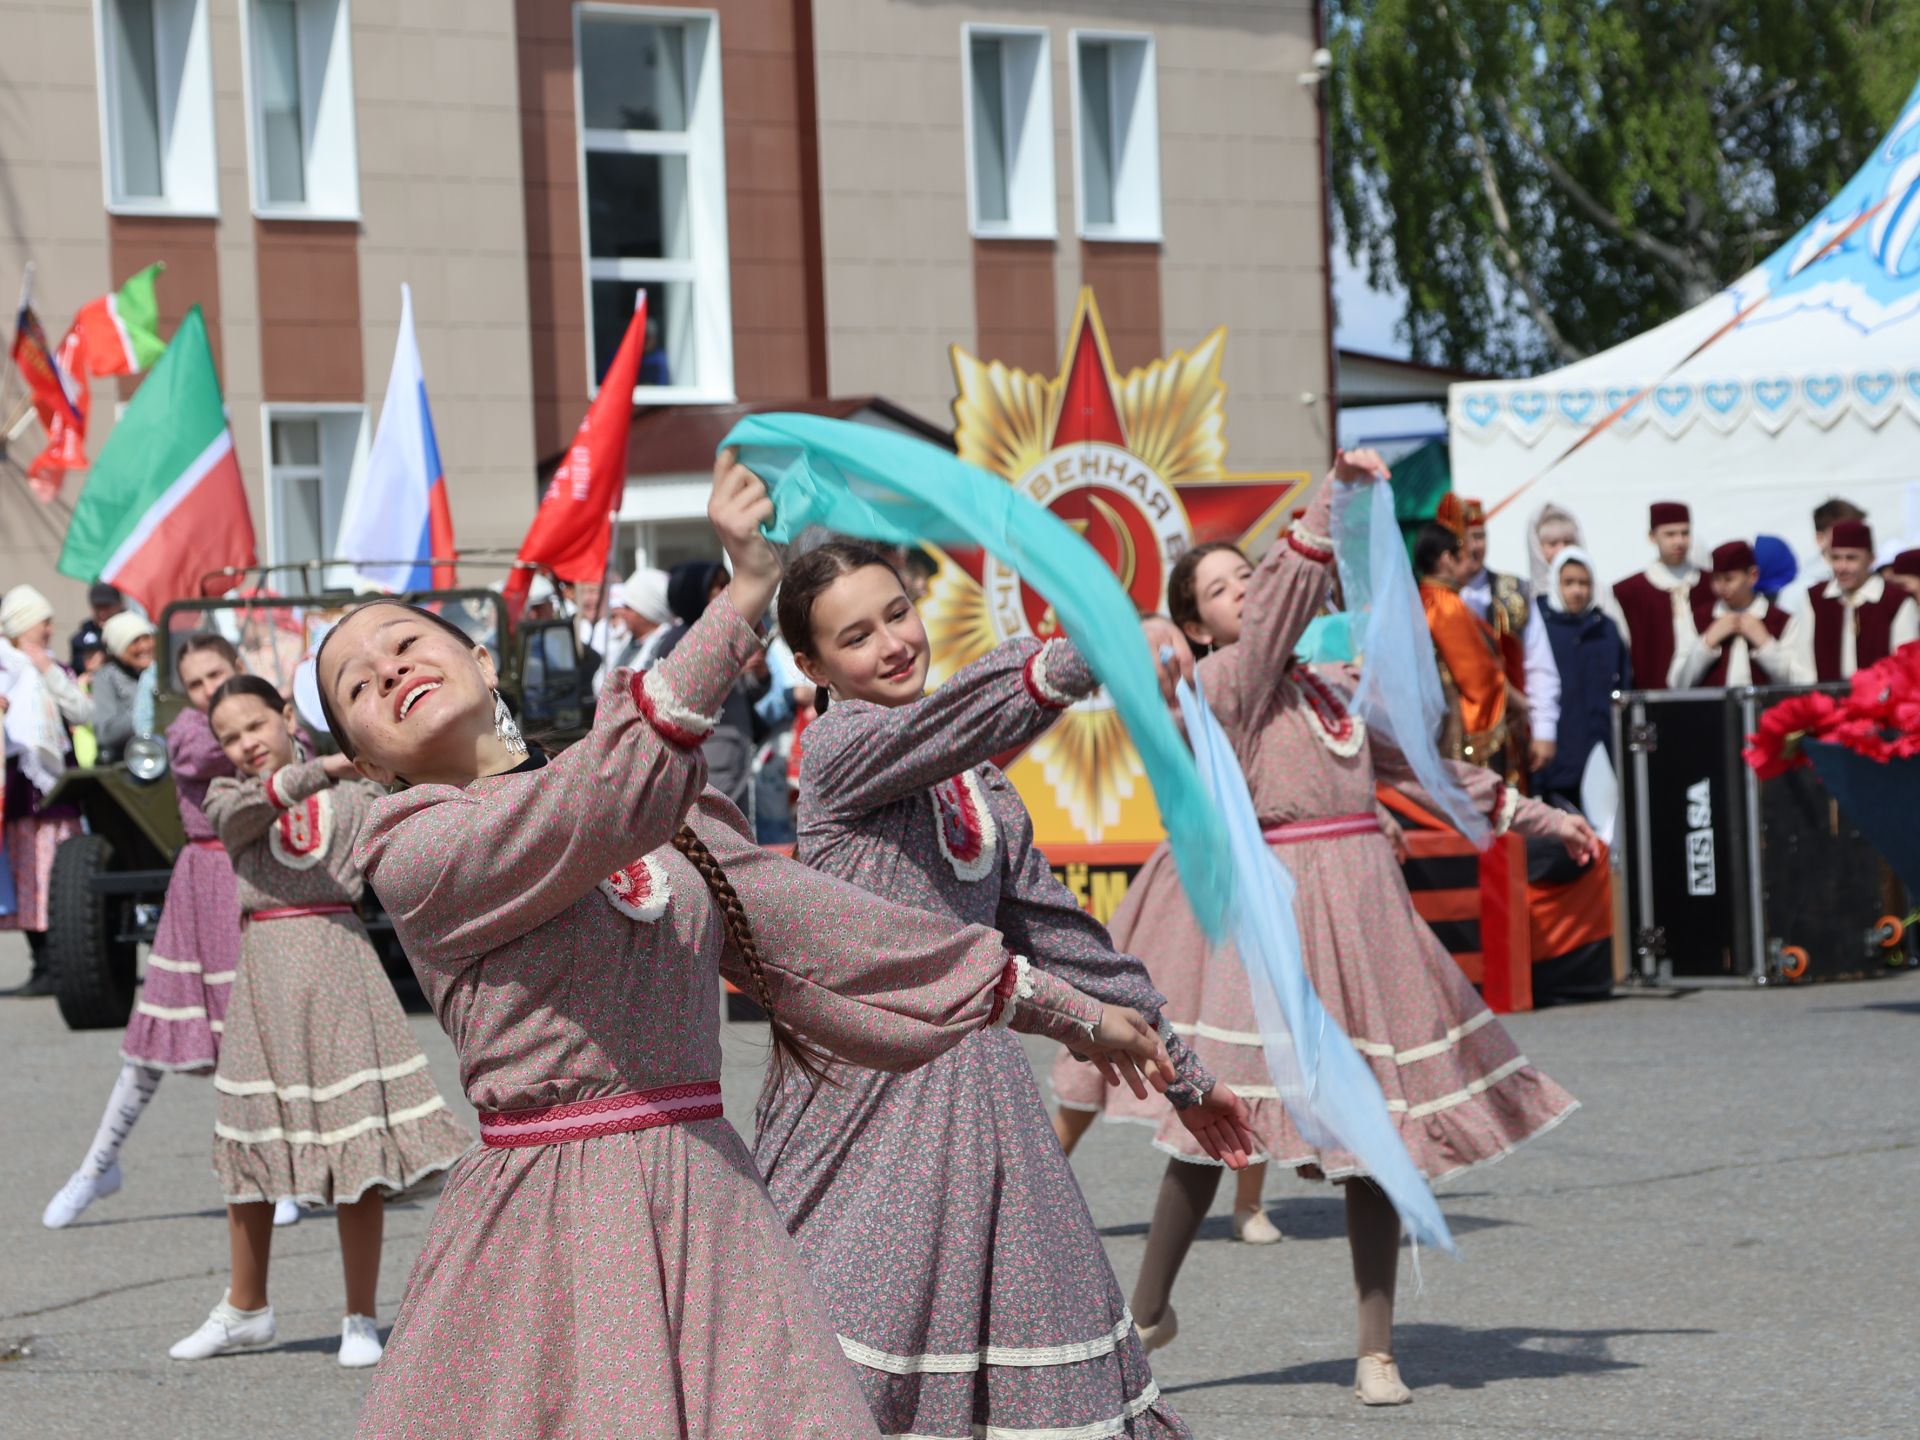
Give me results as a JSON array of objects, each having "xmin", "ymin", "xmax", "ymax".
[{"xmin": 317, "ymin": 453, "xmax": 1160, "ymax": 1438}]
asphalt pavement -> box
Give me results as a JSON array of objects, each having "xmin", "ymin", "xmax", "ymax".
[{"xmin": 2, "ymin": 932, "xmax": 1915, "ymax": 1439}]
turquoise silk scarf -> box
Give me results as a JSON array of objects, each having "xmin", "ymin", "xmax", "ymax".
[{"xmin": 721, "ymin": 412, "xmax": 1233, "ymax": 941}]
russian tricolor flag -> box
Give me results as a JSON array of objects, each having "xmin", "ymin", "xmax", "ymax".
[{"xmin": 338, "ymin": 284, "xmax": 455, "ymax": 591}]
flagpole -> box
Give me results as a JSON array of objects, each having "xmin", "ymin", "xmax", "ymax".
[{"xmin": 0, "ymin": 263, "xmax": 32, "ymax": 422}]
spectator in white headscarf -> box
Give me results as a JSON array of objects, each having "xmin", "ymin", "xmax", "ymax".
[{"xmin": 92, "ymin": 613, "xmax": 159, "ymax": 763}]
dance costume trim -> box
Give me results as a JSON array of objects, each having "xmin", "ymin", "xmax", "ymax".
[
  {"xmin": 932, "ymin": 769, "xmax": 998, "ymax": 882},
  {"xmin": 243, "ymin": 903, "xmax": 353, "ymax": 925},
  {"xmin": 478, "ymin": 1081, "xmax": 724, "ymax": 1148},
  {"xmin": 635, "ymin": 668, "xmax": 715, "ymax": 749},
  {"xmin": 1293, "ymin": 668, "xmax": 1366, "ymax": 757},
  {"xmin": 215, "ymin": 1094, "xmax": 449, "ymax": 1146},
  {"xmin": 1287, "ymin": 522, "xmax": 1335, "ymax": 564},
  {"xmin": 881, "ymin": 1381, "xmax": 1162, "ymax": 1439},
  {"xmin": 987, "ymin": 954, "xmax": 1033, "ymax": 1028},
  {"xmin": 136, "ymin": 1001, "xmax": 208, "ymax": 1021},
  {"xmin": 599, "ymin": 852, "xmax": 671, "ymax": 922},
  {"xmin": 1493, "ymin": 784, "xmax": 1522, "ymax": 836},
  {"xmin": 266, "ymin": 767, "xmax": 298, "ymax": 811},
  {"xmin": 1022, "ymin": 640, "xmax": 1078, "ymax": 710},
  {"xmin": 189, "ymin": 837, "xmax": 226, "ymax": 850},
  {"xmin": 1180, "ymin": 1006, "xmax": 1498, "ymax": 1064},
  {"xmin": 146, "ymin": 954, "xmax": 203, "ymax": 973},
  {"xmin": 215, "ymin": 1052, "xmax": 430, "ymax": 1102},
  {"xmin": 840, "ymin": 1310, "xmax": 1137, "ymax": 1375},
  {"xmin": 269, "ymin": 791, "xmax": 332, "ymax": 870},
  {"xmin": 1261, "ymin": 812, "xmax": 1379, "ymax": 845}
]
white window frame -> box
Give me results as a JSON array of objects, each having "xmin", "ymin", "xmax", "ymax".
[
  {"xmin": 1069, "ymin": 30, "xmax": 1162, "ymax": 243},
  {"xmin": 574, "ymin": 3, "xmax": 735, "ymax": 405},
  {"xmin": 961, "ymin": 24, "xmax": 1056, "ymax": 241},
  {"xmin": 92, "ymin": 0, "xmax": 220, "ymax": 216},
  {"xmin": 238, "ymin": 0, "xmax": 362, "ymax": 221},
  {"xmin": 259, "ymin": 403, "xmax": 367, "ymax": 569}
]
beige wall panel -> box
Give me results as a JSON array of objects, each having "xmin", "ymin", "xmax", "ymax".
[
  {"xmin": 352, "ymin": 1, "xmax": 538, "ymax": 559},
  {"xmin": 812, "ymin": 0, "xmax": 1331, "ymax": 464},
  {"xmin": 0, "ymin": 0, "xmax": 113, "ymax": 614}
]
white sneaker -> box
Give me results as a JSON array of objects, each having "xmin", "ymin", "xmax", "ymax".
[
  {"xmin": 338, "ymin": 1314, "xmax": 383, "ymax": 1369},
  {"xmin": 1232, "ymin": 1206, "xmax": 1283, "ymax": 1245},
  {"xmin": 169, "ymin": 1296, "xmax": 276, "ymax": 1360},
  {"xmin": 42, "ymin": 1161, "xmax": 122, "ymax": 1229},
  {"xmin": 272, "ymin": 1197, "xmax": 302, "ymax": 1227}
]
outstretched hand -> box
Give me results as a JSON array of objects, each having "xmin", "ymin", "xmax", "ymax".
[
  {"xmin": 1561, "ymin": 813, "xmax": 1600, "ymax": 865},
  {"xmin": 1081, "ymin": 1005, "xmax": 1178, "ymax": 1099},
  {"xmin": 1175, "ymin": 1081, "xmax": 1259, "ymax": 1170},
  {"xmin": 709, "ymin": 448, "xmax": 781, "ymax": 625},
  {"xmin": 1141, "ymin": 617, "xmax": 1195, "ymax": 706},
  {"xmin": 1331, "ymin": 447, "xmax": 1391, "ymax": 487}
]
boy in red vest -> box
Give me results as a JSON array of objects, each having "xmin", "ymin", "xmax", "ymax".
[
  {"xmin": 1610, "ymin": 502, "xmax": 1714, "ymax": 691},
  {"xmin": 1785, "ymin": 520, "xmax": 1920, "ymax": 680},
  {"xmin": 1668, "ymin": 541, "xmax": 1810, "ymax": 688}
]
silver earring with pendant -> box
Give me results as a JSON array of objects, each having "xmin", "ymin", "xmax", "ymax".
[{"xmin": 494, "ymin": 690, "xmax": 528, "ymax": 756}]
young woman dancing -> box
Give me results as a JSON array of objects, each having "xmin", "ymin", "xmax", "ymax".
[
  {"xmin": 317, "ymin": 457, "xmax": 1162, "ymax": 1439},
  {"xmin": 45, "ymin": 636, "xmax": 296, "ymax": 1230},
  {"xmin": 169, "ymin": 674, "xmax": 469, "ymax": 1367},
  {"xmin": 1116, "ymin": 454, "xmax": 1593, "ymax": 1405},
  {"xmin": 767, "ymin": 541, "xmax": 1256, "ymax": 1440}
]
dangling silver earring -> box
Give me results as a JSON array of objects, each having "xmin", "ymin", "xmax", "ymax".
[{"xmin": 494, "ymin": 690, "xmax": 528, "ymax": 756}]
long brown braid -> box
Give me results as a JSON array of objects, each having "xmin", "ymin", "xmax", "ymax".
[{"xmin": 671, "ymin": 825, "xmax": 834, "ymax": 1086}]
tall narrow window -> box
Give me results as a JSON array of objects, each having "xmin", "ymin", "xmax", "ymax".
[
  {"xmin": 96, "ymin": 0, "xmax": 219, "ymax": 213},
  {"xmin": 254, "ymin": 0, "xmax": 305, "ymax": 204},
  {"xmin": 962, "ymin": 26, "xmax": 1053, "ymax": 239},
  {"xmin": 244, "ymin": 0, "xmax": 359, "ymax": 218},
  {"xmin": 577, "ymin": 7, "xmax": 732, "ymax": 401},
  {"xmin": 265, "ymin": 408, "xmax": 363, "ymax": 565},
  {"xmin": 1072, "ymin": 33, "xmax": 1160, "ymax": 241}
]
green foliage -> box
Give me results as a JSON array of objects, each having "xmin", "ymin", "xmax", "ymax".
[{"xmin": 1331, "ymin": 0, "xmax": 1920, "ymax": 374}]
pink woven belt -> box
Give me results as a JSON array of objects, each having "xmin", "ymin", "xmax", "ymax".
[
  {"xmin": 1262, "ymin": 813, "xmax": 1381, "ymax": 845},
  {"xmin": 244, "ymin": 903, "xmax": 353, "ymax": 925},
  {"xmin": 189, "ymin": 837, "xmax": 226, "ymax": 851},
  {"xmin": 478, "ymin": 1081, "xmax": 724, "ymax": 1148}
]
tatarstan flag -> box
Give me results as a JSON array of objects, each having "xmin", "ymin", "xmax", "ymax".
[
  {"xmin": 72, "ymin": 262, "xmax": 167, "ymax": 377},
  {"xmin": 58, "ymin": 306, "xmax": 256, "ymax": 613}
]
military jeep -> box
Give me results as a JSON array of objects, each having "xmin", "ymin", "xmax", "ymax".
[{"xmin": 45, "ymin": 559, "xmax": 596, "ymax": 1030}]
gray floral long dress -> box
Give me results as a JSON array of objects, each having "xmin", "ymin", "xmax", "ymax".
[
  {"xmin": 351, "ymin": 594, "xmax": 1110, "ymax": 1440},
  {"xmin": 757, "ymin": 636, "xmax": 1211, "ymax": 1440}
]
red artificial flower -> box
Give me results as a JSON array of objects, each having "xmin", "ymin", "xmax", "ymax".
[
  {"xmin": 1827, "ymin": 718, "xmax": 1895, "ymax": 763},
  {"xmin": 1846, "ymin": 663, "xmax": 1896, "ymax": 723},
  {"xmin": 1742, "ymin": 692, "xmax": 1840, "ymax": 779}
]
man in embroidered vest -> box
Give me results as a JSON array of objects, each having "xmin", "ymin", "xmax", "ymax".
[
  {"xmin": 1786, "ymin": 520, "xmax": 1920, "ymax": 681},
  {"xmin": 1785, "ymin": 497, "xmax": 1870, "ymax": 614},
  {"xmin": 1610, "ymin": 501, "xmax": 1714, "ymax": 691},
  {"xmin": 1444, "ymin": 494, "xmax": 1562, "ymax": 777},
  {"xmin": 1416, "ymin": 521, "xmax": 1509, "ymax": 773},
  {"xmin": 1668, "ymin": 541, "xmax": 1811, "ymax": 688}
]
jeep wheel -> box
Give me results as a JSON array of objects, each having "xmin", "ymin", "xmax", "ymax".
[{"xmin": 49, "ymin": 833, "xmax": 139, "ymax": 1030}]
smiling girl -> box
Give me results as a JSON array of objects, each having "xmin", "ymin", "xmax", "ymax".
[
  {"xmin": 312, "ymin": 455, "xmax": 1157, "ymax": 1439},
  {"xmin": 764, "ymin": 542, "xmax": 1256, "ymax": 1440},
  {"xmin": 45, "ymin": 637, "xmax": 294, "ymax": 1231},
  {"xmin": 167, "ymin": 674, "xmax": 468, "ymax": 1369}
]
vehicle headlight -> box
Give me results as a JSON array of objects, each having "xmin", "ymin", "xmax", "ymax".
[{"xmin": 126, "ymin": 735, "xmax": 169, "ymax": 784}]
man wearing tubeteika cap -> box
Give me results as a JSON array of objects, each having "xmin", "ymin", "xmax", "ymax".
[
  {"xmin": 1668, "ymin": 541, "xmax": 1811, "ymax": 688},
  {"xmin": 1610, "ymin": 502, "xmax": 1714, "ymax": 691},
  {"xmin": 1786, "ymin": 519, "xmax": 1920, "ymax": 681}
]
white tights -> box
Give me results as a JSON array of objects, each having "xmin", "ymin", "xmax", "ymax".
[{"xmin": 81, "ymin": 1062, "xmax": 163, "ymax": 1179}]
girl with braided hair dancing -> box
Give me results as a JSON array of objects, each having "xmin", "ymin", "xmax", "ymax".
[{"xmin": 318, "ymin": 454, "xmax": 1164, "ymax": 1440}]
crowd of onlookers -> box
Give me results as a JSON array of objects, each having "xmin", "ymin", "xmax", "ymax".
[{"xmin": 1406, "ymin": 494, "xmax": 1920, "ymax": 823}]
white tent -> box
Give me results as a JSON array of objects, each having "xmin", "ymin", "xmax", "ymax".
[{"xmin": 1450, "ymin": 76, "xmax": 1920, "ymax": 587}]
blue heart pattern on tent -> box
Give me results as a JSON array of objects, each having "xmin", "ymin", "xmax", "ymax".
[
  {"xmin": 1702, "ymin": 381, "xmax": 1743, "ymax": 413},
  {"xmin": 1604, "ymin": 385, "xmax": 1646, "ymax": 423},
  {"xmin": 1855, "ymin": 371, "xmax": 1896, "ymax": 406},
  {"xmin": 1804, "ymin": 374, "xmax": 1846, "ymax": 409},
  {"xmin": 1753, "ymin": 378, "xmax": 1795, "ymax": 412},
  {"xmin": 1509, "ymin": 391, "xmax": 1548, "ymax": 425},
  {"xmin": 1556, "ymin": 389, "xmax": 1597, "ymax": 424},
  {"xmin": 1461, "ymin": 393, "xmax": 1499, "ymax": 430}
]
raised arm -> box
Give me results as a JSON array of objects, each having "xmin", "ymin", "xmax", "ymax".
[
  {"xmin": 206, "ymin": 760, "xmax": 333, "ymax": 853},
  {"xmin": 1232, "ymin": 484, "xmax": 1338, "ymax": 695},
  {"xmin": 991, "ymin": 790, "xmax": 1212, "ymax": 1107},
  {"xmin": 801, "ymin": 636, "xmax": 1093, "ymax": 817},
  {"xmin": 687, "ymin": 792, "xmax": 1107, "ymax": 1072},
  {"xmin": 359, "ymin": 596, "xmax": 760, "ymax": 969},
  {"xmin": 1370, "ymin": 732, "xmax": 1583, "ymax": 848}
]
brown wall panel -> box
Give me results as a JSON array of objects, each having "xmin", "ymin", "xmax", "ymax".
[
  {"xmin": 973, "ymin": 240, "xmax": 1058, "ymax": 375},
  {"xmin": 107, "ymin": 216, "xmax": 222, "ymax": 395},
  {"xmin": 1078, "ymin": 242, "xmax": 1162, "ymax": 373},
  {"xmin": 255, "ymin": 221, "xmax": 363, "ymax": 402}
]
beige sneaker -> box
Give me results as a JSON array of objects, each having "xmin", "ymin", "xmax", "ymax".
[
  {"xmin": 1135, "ymin": 1305, "xmax": 1179, "ymax": 1354},
  {"xmin": 1231, "ymin": 1206, "xmax": 1283, "ymax": 1244},
  {"xmin": 1354, "ymin": 1352, "xmax": 1412, "ymax": 1405}
]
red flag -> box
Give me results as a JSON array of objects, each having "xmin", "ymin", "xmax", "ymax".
[
  {"xmin": 505, "ymin": 294, "xmax": 646, "ymax": 612},
  {"xmin": 11, "ymin": 303, "xmax": 88, "ymax": 500}
]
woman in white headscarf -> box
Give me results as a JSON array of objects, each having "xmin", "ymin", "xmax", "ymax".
[
  {"xmin": 1526, "ymin": 503, "xmax": 1586, "ymax": 602},
  {"xmin": 1, "ymin": 586, "xmax": 93, "ymax": 997},
  {"xmin": 92, "ymin": 612, "xmax": 159, "ymax": 764}
]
